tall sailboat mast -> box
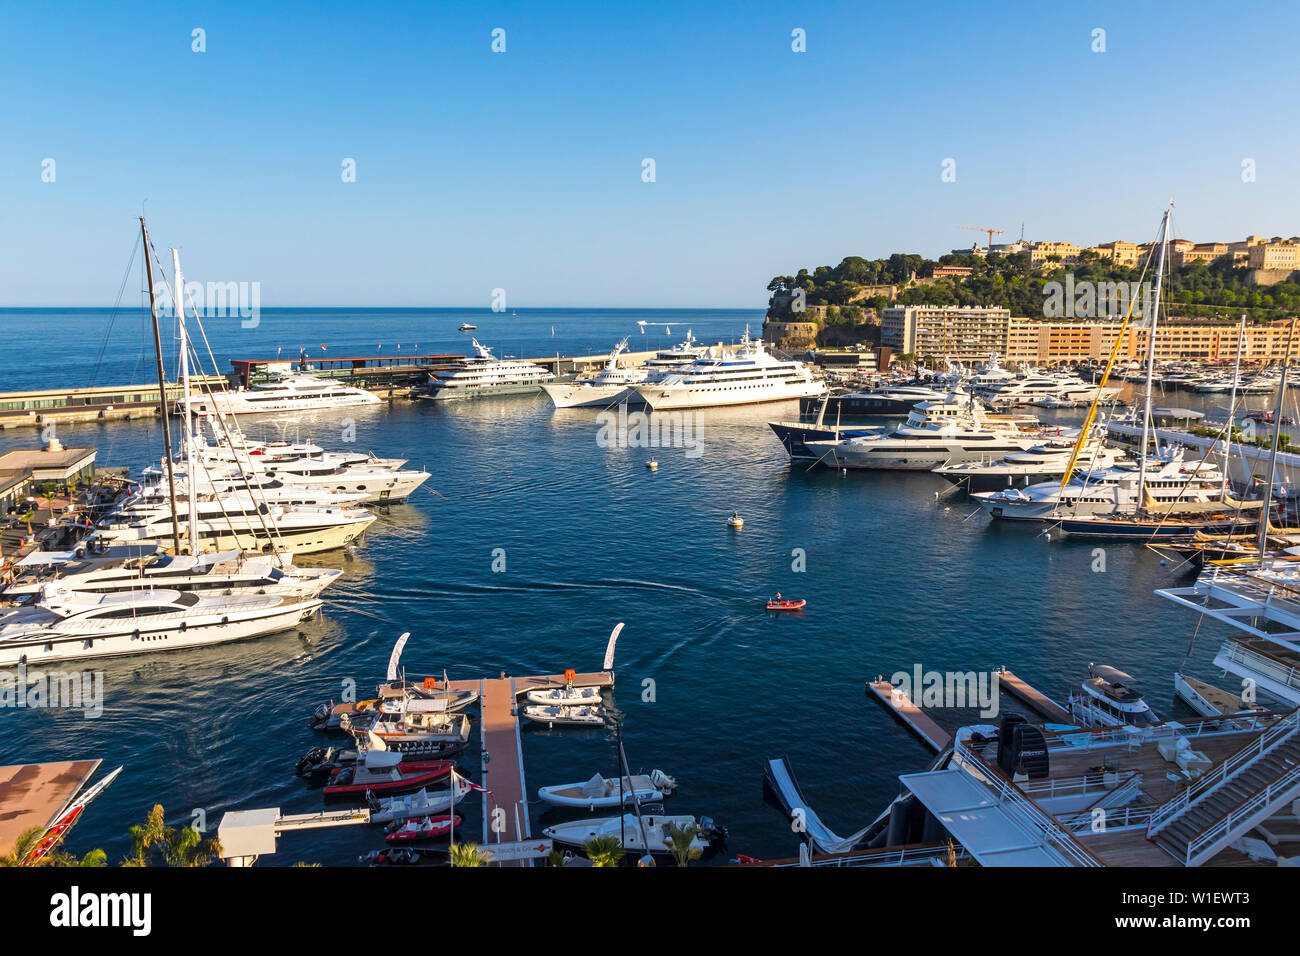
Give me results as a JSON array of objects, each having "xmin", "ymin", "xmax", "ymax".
[
  {"xmin": 139, "ymin": 218, "xmax": 182, "ymax": 553},
  {"xmin": 1222, "ymin": 313, "xmax": 1246, "ymax": 501},
  {"xmin": 171, "ymin": 248, "xmax": 200, "ymax": 555},
  {"xmin": 1257, "ymin": 318, "xmax": 1298, "ymax": 562},
  {"xmin": 1135, "ymin": 205, "xmax": 1172, "ymax": 514}
]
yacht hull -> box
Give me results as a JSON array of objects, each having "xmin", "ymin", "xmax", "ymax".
[
  {"xmin": 634, "ymin": 381, "xmax": 825, "ymax": 411},
  {"xmin": 540, "ymin": 383, "xmax": 644, "ymax": 408},
  {"xmin": 0, "ymin": 599, "xmax": 321, "ymax": 667},
  {"xmin": 814, "ymin": 439, "xmax": 1036, "ymax": 471}
]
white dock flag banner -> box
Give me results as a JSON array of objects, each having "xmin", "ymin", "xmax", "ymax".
[
  {"xmin": 387, "ymin": 632, "xmax": 410, "ymax": 681},
  {"xmin": 603, "ymin": 622, "xmax": 624, "ymax": 672}
]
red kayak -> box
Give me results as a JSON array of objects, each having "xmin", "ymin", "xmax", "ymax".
[
  {"xmin": 385, "ymin": 814, "xmax": 464, "ymax": 843},
  {"xmin": 323, "ymin": 759, "xmax": 455, "ymax": 797},
  {"xmin": 765, "ymin": 599, "xmax": 806, "ymax": 611}
]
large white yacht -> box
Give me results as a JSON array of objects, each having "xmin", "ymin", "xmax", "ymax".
[
  {"xmin": 932, "ymin": 432, "xmax": 1128, "ymax": 492},
  {"xmin": 631, "ymin": 330, "xmax": 825, "ymax": 410},
  {"xmin": 541, "ymin": 339, "xmax": 649, "ymax": 408},
  {"xmin": 189, "ymin": 369, "xmax": 381, "ymax": 416},
  {"xmin": 973, "ymin": 449, "xmax": 1231, "ymax": 521},
  {"xmin": 0, "ymin": 585, "xmax": 322, "ymax": 666},
  {"xmin": 805, "ymin": 400, "xmax": 1040, "ymax": 470},
  {"xmin": 426, "ymin": 340, "xmax": 553, "ymax": 400},
  {"xmin": 978, "ymin": 373, "xmax": 1116, "ymax": 407}
]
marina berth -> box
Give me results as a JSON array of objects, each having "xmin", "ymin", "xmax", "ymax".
[
  {"xmin": 631, "ymin": 329, "xmax": 825, "ymax": 410},
  {"xmin": 0, "ymin": 585, "xmax": 322, "ymax": 666},
  {"xmin": 425, "ymin": 339, "xmax": 555, "ymax": 399}
]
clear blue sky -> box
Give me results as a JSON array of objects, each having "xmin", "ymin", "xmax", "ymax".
[{"xmin": 2, "ymin": 1, "xmax": 1297, "ymax": 307}]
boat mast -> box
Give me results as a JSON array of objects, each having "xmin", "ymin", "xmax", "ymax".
[
  {"xmin": 1257, "ymin": 318, "xmax": 1297, "ymax": 563},
  {"xmin": 171, "ymin": 248, "xmax": 200, "ymax": 555},
  {"xmin": 1222, "ymin": 313, "xmax": 1246, "ymax": 501},
  {"xmin": 139, "ymin": 217, "xmax": 182, "ymax": 554},
  {"xmin": 1135, "ymin": 205, "xmax": 1172, "ymax": 515}
]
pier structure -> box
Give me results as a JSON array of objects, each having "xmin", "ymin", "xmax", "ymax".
[
  {"xmin": 445, "ymin": 668, "xmax": 614, "ymax": 866},
  {"xmin": 0, "ymin": 378, "xmax": 227, "ymax": 430},
  {"xmin": 0, "ymin": 759, "xmax": 102, "ymax": 859}
]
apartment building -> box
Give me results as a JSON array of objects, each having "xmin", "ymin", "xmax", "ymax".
[
  {"xmin": 881, "ymin": 306, "xmax": 1012, "ymax": 362},
  {"xmin": 1003, "ymin": 317, "xmax": 1297, "ymax": 365}
]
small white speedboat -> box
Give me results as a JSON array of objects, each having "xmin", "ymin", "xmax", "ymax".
[
  {"xmin": 367, "ymin": 776, "xmax": 472, "ymax": 824},
  {"xmin": 522, "ymin": 704, "xmax": 605, "ymax": 727},
  {"xmin": 542, "ymin": 812, "xmax": 725, "ymax": 856},
  {"xmin": 525, "ymin": 686, "xmax": 603, "ymax": 706},
  {"xmin": 538, "ymin": 770, "xmax": 677, "ymax": 810}
]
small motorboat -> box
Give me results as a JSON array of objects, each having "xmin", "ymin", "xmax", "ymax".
[
  {"xmin": 296, "ymin": 741, "xmax": 466, "ymax": 778},
  {"xmin": 522, "ymin": 704, "xmax": 605, "ymax": 727},
  {"xmin": 385, "ymin": 814, "xmax": 463, "ymax": 844},
  {"xmin": 368, "ymin": 777, "xmax": 472, "ymax": 824},
  {"xmin": 322, "ymin": 752, "xmax": 455, "ymax": 798},
  {"xmin": 646, "ymin": 458, "xmax": 658, "ymax": 470},
  {"xmin": 538, "ymin": 770, "xmax": 677, "ymax": 810},
  {"xmin": 360, "ymin": 847, "xmax": 423, "ymax": 866},
  {"xmin": 727, "ymin": 512, "xmax": 743, "ymax": 529},
  {"xmin": 765, "ymin": 597, "xmax": 806, "ymax": 612},
  {"xmin": 458, "ymin": 323, "xmax": 476, "ymax": 332},
  {"xmin": 542, "ymin": 813, "xmax": 726, "ymax": 858},
  {"xmin": 525, "ymin": 685, "xmax": 602, "ymax": 706}
]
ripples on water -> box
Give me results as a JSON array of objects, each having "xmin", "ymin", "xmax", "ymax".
[{"xmin": 0, "ymin": 380, "xmax": 1273, "ymax": 865}]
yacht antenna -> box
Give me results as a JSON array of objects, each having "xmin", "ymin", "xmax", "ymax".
[{"xmin": 139, "ymin": 217, "xmax": 182, "ymax": 554}]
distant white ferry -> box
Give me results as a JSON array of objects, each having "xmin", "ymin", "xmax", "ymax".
[
  {"xmin": 426, "ymin": 339, "xmax": 553, "ymax": 400},
  {"xmin": 631, "ymin": 330, "xmax": 825, "ymax": 410},
  {"xmin": 190, "ymin": 372, "xmax": 381, "ymax": 416}
]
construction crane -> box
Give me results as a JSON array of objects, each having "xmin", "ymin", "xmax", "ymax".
[{"xmin": 960, "ymin": 225, "xmax": 1004, "ymax": 252}]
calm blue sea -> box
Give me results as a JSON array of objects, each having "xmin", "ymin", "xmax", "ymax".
[{"xmin": 0, "ymin": 308, "xmax": 1265, "ymax": 866}]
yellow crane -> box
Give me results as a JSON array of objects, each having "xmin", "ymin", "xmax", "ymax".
[{"xmin": 960, "ymin": 225, "xmax": 1004, "ymax": 252}]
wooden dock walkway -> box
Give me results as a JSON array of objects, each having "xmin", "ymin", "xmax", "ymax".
[
  {"xmin": 0, "ymin": 760, "xmax": 100, "ymax": 856},
  {"xmin": 867, "ymin": 680, "xmax": 952, "ymax": 751},
  {"xmin": 998, "ymin": 669, "xmax": 1072, "ymax": 724},
  {"xmin": 446, "ymin": 670, "xmax": 613, "ymax": 866}
]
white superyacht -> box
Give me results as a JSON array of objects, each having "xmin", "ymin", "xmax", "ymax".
[
  {"xmin": 541, "ymin": 338, "xmax": 649, "ymax": 408},
  {"xmin": 631, "ymin": 330, "xmax": 825, "ymax": 410},
  {"xmin": 426, "ymin": 339, "xmax": 553, "ymax": 399}
]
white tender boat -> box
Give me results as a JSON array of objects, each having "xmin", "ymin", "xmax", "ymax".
[
  {"xmin": 538, "ymin": 770, "xmax": 677, "ymax": 810},
  {"xmin": 367, "ymin": 777, "xmax": 472, "ymax": 824},
  {"xmin": 522, "ymin": 704, "xmax": 605, "ymax": 727},
  {"xmin": 525, "ymin": 686, "xmax": 603, "ymax": 705},
  {"xmin": 542, "ymin": 812, "xmax": 724, "ymax": 856}
]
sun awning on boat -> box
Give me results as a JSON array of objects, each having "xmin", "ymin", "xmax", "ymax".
[
  {"xmin": 14, "ymin": 551, "xmax": 77, "ymax": 567},
  {"xmin": 899, "ymin": 769, "xmax": 1075, "ymax": 867}
]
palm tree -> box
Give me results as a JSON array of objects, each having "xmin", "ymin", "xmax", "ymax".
[
  {"xmin": 122, "ymin": 804, "xmax": 221, "ymax": 867},
  {"xmin": 661, "ymin": 822, "xmax": 701, "ymax": 867},
  {"xmin": 448, "ymin": 842, "xmax": 491, "ymax": 867},
  {"xmin": 546, "ymin": 849, "xmax": 567, "ymax": 868},
  {"xmin": 0, "ymin": 826, "xmax": 105, "ymax": 867},
  {"xmin": 584, "ymin": 835, "xmax": 624, "ymax": 867}
]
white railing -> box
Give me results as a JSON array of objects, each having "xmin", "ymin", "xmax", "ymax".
[
  {"xmin": 1058, "ymin": 774, "xmax": 1149, "ymax": 833},
  {"xmin": 954, "ymin": 739, "xmax": 1102, "ymax": 867},
  {"xmin": 1218, "ymin": 640, "xmax": 1300, "ymax": 697},
  {"xmin": 1184, "ymin": 758, "xmax": 1300, "ymax": 866},
  {"xmin": 1146, "ymin": 711, "xmax": 1299, "ymax": 837}
]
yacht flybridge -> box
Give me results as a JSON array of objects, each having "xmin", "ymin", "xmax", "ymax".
[
  {"xmin": 933, "ymin": 431, "xmax": 1128, "ymax": 492},
  {"xmin": 631, "ymin": 329, "xmax": 825, "ymax": 410},
  {"xmin": 426, "ymin": 339, "xmax": 553, "ymax": 399}
]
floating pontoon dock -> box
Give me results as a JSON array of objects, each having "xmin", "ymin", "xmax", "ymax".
[{"xmin": 0, "ymin": 759, "xmax": 101, "ymax": 858}]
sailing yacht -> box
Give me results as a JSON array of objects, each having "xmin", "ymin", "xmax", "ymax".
[
  {"xmin": 426, "ymin": 340, "xmax": 553, "ymax": 399},
  {"xmin": 541, "ymin": 338, "xmax": 649, "ymax": 408},
  {"xmin": 631, "ymin": 330, "xmax": 825, "ymax": 410}
]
